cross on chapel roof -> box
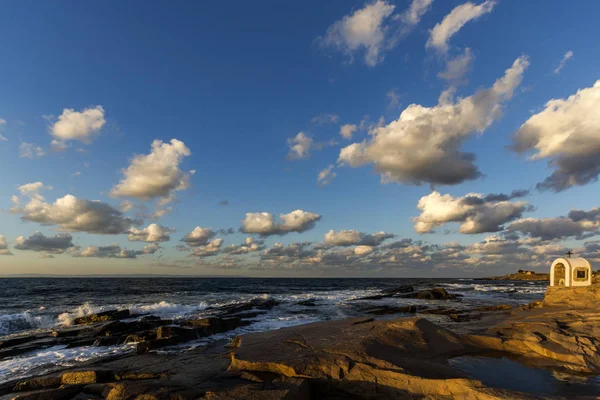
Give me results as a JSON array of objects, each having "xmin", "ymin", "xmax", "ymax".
[{"xmin": 566, "ymin": 250, "xmax": 573, "ymax": 258}]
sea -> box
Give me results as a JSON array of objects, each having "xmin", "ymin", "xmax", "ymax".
[{"xmin": 0, "ymin": 277, "xmax": 547, "ymax": 385}]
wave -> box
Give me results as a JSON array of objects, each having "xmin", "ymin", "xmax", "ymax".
[{"xmin": 0, "ymin": 312, "xmax": 55, "ymax": 336}]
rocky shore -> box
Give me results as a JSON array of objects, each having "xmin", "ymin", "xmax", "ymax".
[
  {"xmin": 479, "ymin": 271, "xmax": 550, "ymax": 281},
  {"xmin": 1, "ymin": 285, "xmax": 600, "ymax": 399}
]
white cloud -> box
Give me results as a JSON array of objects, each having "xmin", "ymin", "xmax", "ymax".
[
  {"xmin": 338, "ymin": 56, "xmax": 529, "ymax": 186},
  {"xmin": 0, "ymin": 118, "xmax": 7, "ymax": 141},
  {"xmin": 50, "ymin": 106, "xmax": 105, "ymax": 143},
  {"xmin": 386, "ymin": 89, "xmax": 401, "ymax": 108},
  {"xmin": 311, "ymin": 114, "xmax": 340, "ymax": 124},
  {"xmin": 242, "ymin": 210, "xmax": 321, "ymax": 236},
  {"xmin": 317, "ymin": 165, "xmax": 337, "ymax": 186},
  {"xmin": 512, "ymin": 80, "xmax": 600, "ymax": 192},
  {"xmin": 128, "ymin": 223, "xmax": 174, "ymax": 242},
  {"xmin": 399, "ymin": 0, "xmax": 434, "ymax": 31},
  {"xmin": 72, "ymin": 243, "xmax": 157, "ymax": 259},
  {"xmin": 182, "ymin": 226, "xmax": 217, "ymax": 247},
  {"xmin": 19, "ymin": 142, "xmax": 45, "ymax": 159},
  {"xmin": 110, "ymin": 139, "xmax": 192, "ymax": 203},
  {"xmin": 51, "ymin": 140, "xmax": 70, "ymax": 152},
  {"xmin": 438, "ymin": 47, "xmax": 474, "ymax": 84},
  {"xmin": 324, "ymin": 229, "xmax": 394, "ymax": 246},
  {"xmin": 319, "ymin": 0, "xmax": 432, "ymax": 66},
  {"xmin": 15, "ymin": 232, "xmax": 75, "ymax": 254},
  {"xmin": 354, "ymin": 245, "xmax": 374, "ymax": 256},
  {"xmin": 287, "ymin": 132, "xmax": 313, "ymax": 160},
  {"xmin": 339, "ymin": 124, "xmax": 358, "ymax": 139},
  {"xmin": 0, "ymin": 235, "xmax": 13, "ymax": 256},
  {"xmin": 554, "ymin": 50, "xmax": 574, "ymax": 75},
  {"xmin": 426, "ymin": 1, "xmax": 496, "ymax": 54},
  {"xmin": 191, "ymin": 238, "xmax": 223, "ymax": 257},
  {"xmin": 71, "ymin": 171, "xmax": 81, "ymax": 177},
  {"xmin": 18, "ymin": 182, "xmax": 52, "ymax": 200},
  {"xmin": 319, "ymin": 0, "xmax": 396, "ymax": 66},
  {"xmin": 414, "ymin": 191, "xmax": 532, "ymax": 234},
  {"xmin": 223, "ymin": 237, "xmax": 265, "ymax": 255},
  {"xmin": 11, "ymin": 194, "xmax": 138, "ymax": 234}
]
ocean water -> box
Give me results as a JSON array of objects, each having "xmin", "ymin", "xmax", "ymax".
[{"xmin": 0, "ymin": 277, "xmax": 547, "ymax": 383}]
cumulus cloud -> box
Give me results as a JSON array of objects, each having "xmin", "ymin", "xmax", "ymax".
[
  {"xmin": 554, "ymin": 50, "xmax": 574, "ymax": 75},
  {"xmin": 72, "ymin": 243, "xmax": 158, "ymax": 259},
  {"xmin": 338, "ymin": 56, "xmax": 529, "ymax": 186},
  {"xmin": 414, "ymin": 191, "xmax": 533, "ymax": 234},
  {"xmin": 110, "ymin": 139, "xmax": 193, "ymax": 204},
  {"xmin": 438, "ymin": 48, "xmax": 474, "ymax": 84},
  {"xmin": 287, "ymin": 132, "xmax": 313, "ymax": 160},
  {"xmin": 512, "ymin": 80, "xmax": 600, "ymax": 192},
  {"xmin": 242, "ymin": 210, "xmax": 321, "ymax": 236},
  {"xmin": 223, "ymin": 237, "xmax": 265, "ymax": 255},
  {"xmin": 339, "ymin": 124, "xmax": 358, "ymax": 139},
  {"xmin": 11, "ymin": 194, "xmax": 138, "ymax": 234},
  {"xmin": 190, "ymin": 238, "xmax": 223, "ymax": 257},
  {"xmin": 50, "ymin": 106, "xmax": 105, "ymax": 143},
  {"xmin": 128, "ymin": 223, "xmax": 174, "ymax": 242},
  {"xmin": 311, "ymin": 114, "xmax": 340, "ymax": 124},
  {"xmin": 508, "ymin": 207, "xmax": 600, "ymax": 240},
  {"xmin": 324, "ymin": 229, "xmax": 394, "ymax": 247},
  {"xmin": 317, "ymin": 165, "xmax": 337, "ymax": 186},
  {"xmin": 426, "ymin": 1, "xmax": 496, "ymax": 54},
  {"xmin": 354, "ymin": 245, "xmax": 374, "ymax": 256},
  {"xmin": 319, "ymin": 0, "xmax": 432, "ymax": 66},
  {"xmin": 19, "ymin": 142, "xmax": 45, "ymax": 159},
  {"xmin": 14, "ymin": 232, "xmax": 75, "ymax": 254},
  {"xmin": 182, "ymin": 227, "xmax": 217, "ymax": 247},
  {"xmin": 17, "ymin": 182, "xmax": 52, "ymax": 200},
  {"xmin": 0, "ymin": 235, "xmax": 13, "ymax": 255}
]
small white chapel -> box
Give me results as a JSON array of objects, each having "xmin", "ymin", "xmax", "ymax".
[{"xmin": 550, "ymin": 252, "xmax": 592, "ymax": 287}]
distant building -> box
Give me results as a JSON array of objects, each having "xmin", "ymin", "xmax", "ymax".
[{"xmin": 550, "ymin": 257, "xmax": 592, "ymax": 287}]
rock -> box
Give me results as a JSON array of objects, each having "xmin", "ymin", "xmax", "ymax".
[
  {"xmin": 13, "ymin": 377, "xmax": 62, "ymax": 392},
  {"xmin": 364, "ymin": 305, "xmax": 417, "ymax": 315},
  {"xmin": 73, "ymin": 310, "xmax": 131, "ymax": 325},
  {"xmin": 475, "ymin": 304, "xmax": 513, "ymax": 311},
  {"xmin": 11, "ymin": 386, "xmax": 83, "ymax": 400},
  {"xmin": 136, "ymin": 337, "xmax": 180, "ymax": 354},
  {"xmin": 156, "ymin": 326, "xmax": 200, "ymax": 341},
  {"xmin": 61, "ymin": 371, "xmax": 110, "ymax": 385}
]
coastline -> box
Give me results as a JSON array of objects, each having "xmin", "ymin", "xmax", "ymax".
[{"xmin": 2, "ymin": 284, "xmax": 600, "ymax": 399}]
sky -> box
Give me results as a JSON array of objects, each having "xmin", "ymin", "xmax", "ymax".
[{"xmin": 1, "ymin": 0, "xmax": 600, "ymax": 277}]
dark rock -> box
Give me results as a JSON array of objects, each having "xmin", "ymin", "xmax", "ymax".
[
  {"xmin": 475, "ymin": 304, "xmax": 513, "ymax": 312},
  {"xmin": 14, "ymin": 377, "xmax": 62, "ymax": 392},
  {"xmin": 156, "ymin": 326, "xmax": 200, "ymax": 341},
  {"xmin": 136, "ymin": 337, "xmax": 180, "ymax": 354},
  {"xmin": 364, "ymin": 305, "xmax": 417, "ymax": 315},
  {"xmin": 73, "ymin": 310, "xmax": 130, "ymax": 325},
  {"xmin": 11, "ymin": 385, "xmax": 82, "ymax": 400}
]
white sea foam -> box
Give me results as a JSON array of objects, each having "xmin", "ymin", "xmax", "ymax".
[
  {"xmin": 0, "ymin": 344, "xmax": 135, "ymax": 384},
  {"xmin": 0, "ymin": 312, "xmax": 55, "ymax": 336}
]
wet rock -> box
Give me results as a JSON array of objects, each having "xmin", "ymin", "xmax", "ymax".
[
  {"xmin": 136, "ymin": 337, "xmax": 180, "ymax": 354},
  {"xmin": 73, "ymin": 310, "xmax": 130, "ymax": 325},
  {"xmin": 415, "ymin": 288, "xmax": 455, "ymax": 300},
  {"xmin": 364, "ymin": 305, "xmax": 417, "ymax": 315},
  {"xmin": 156, "ymin": 326, "xmax": 200, "ymax": 341},
  {"xmin": 213, "ymin": 298, "xmax": 280, "ymax": 316},
  {"xmin": 475, "ymin": 304, "xmax": 513, "ymax": 312}
]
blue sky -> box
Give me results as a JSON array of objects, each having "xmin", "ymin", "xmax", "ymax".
[{"xmin": 1, "ymin": 0, "xmax": 600, "ymax": 277}]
